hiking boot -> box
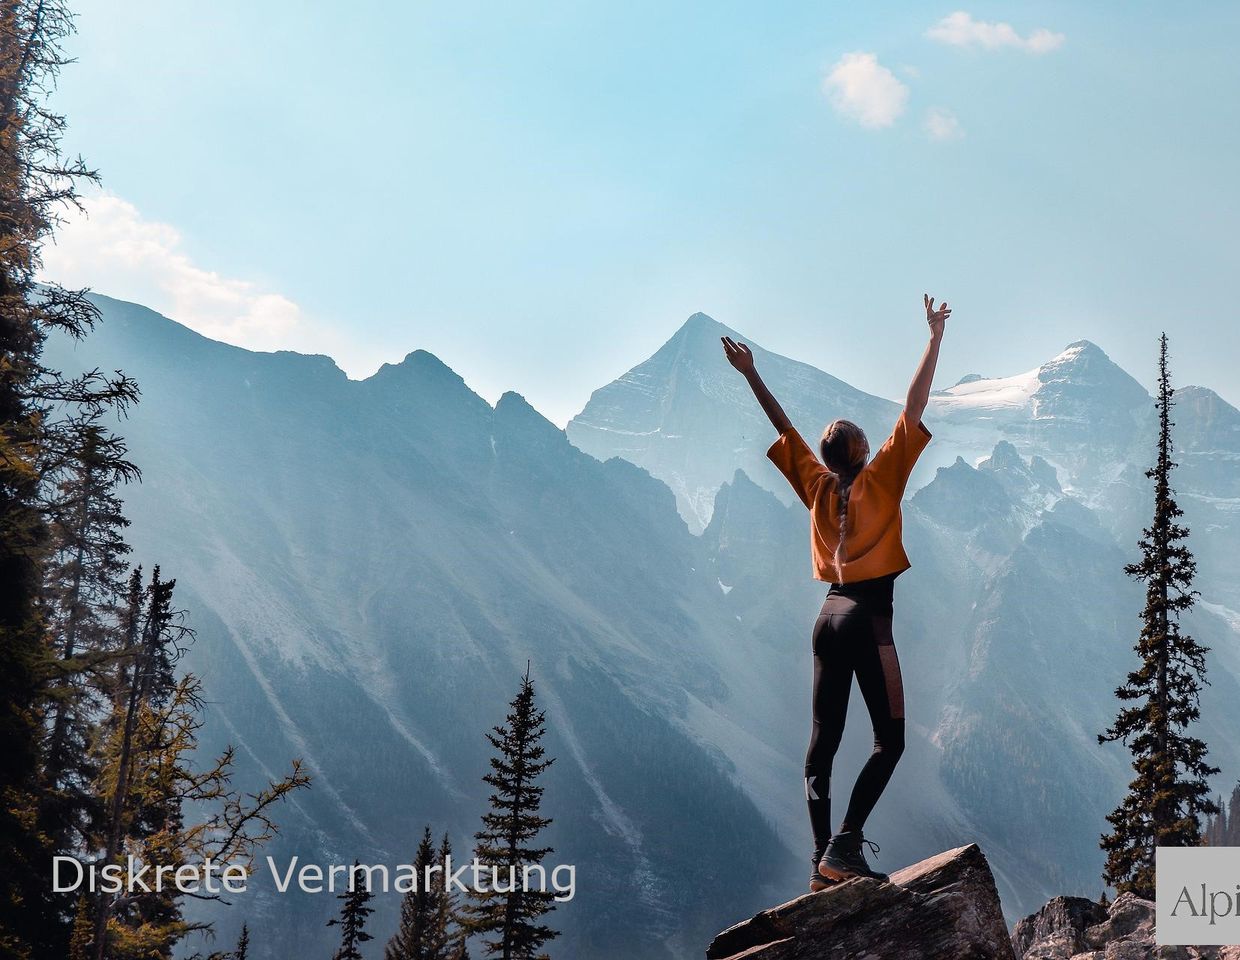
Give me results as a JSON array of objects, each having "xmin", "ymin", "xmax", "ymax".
[
  {"xmin": 809, "ymin": 848, "xmax": 838, "ymax": 892},
  {"xmin": 819, "ymin": 830, "xmax": 889, "ymax": 882}
]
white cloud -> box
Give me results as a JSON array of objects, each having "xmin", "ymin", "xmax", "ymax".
[
  {"xmin": 39, "ymin": 191, "xmax": 307, "ymax": 352},
  {"xmin": 822, "ymin": 52, "xmax": 909, "ymax": 129},
  {"xmin": 927, "ymin": 11, "xmax": 1065, "ymax": 54},
  {"xmin": 924, "ymin": 107, "xmax": 964, "ymax": 141}
]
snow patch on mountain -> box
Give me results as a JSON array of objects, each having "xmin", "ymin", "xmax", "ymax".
[{"xmin": 933, "ymin": 365, "xmax": 1042, "ymax": 414}]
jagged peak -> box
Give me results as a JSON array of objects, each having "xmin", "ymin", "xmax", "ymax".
[
  {"xmin": 984, "ymin": 439, "xmax": 1022, "ymax": 463},
  {"xmin": 493, "ymin": 390, "xmax": 565, "ymax": 440},
  {"xmin": 369, "ymin": 348, "xmax": 459, "ymax": 381},
  {"xmin": 494, "ymin": 388, "xmax": 539, "ymax": 415}
]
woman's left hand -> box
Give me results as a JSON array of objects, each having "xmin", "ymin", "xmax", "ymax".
[{"xmin": 722, "ymin": 336, "xmax": 756, "ymax": 375}]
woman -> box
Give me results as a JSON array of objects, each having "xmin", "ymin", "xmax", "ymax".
[{"xmin": 721, "ymin": 294, "xmax": 949, "ymax": 890}]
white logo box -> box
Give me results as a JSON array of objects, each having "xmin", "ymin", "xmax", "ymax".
[{"xmin": 1157, "ymin": 846, "xmax": 1240, "ymax": 946}]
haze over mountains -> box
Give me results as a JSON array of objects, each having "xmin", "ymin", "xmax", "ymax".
[{"xmin": 46, "ymin": 298, "xmax": 1240, "ymax": 960}]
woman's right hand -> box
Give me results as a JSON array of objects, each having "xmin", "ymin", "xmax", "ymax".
[
  {"xmin": 924, "ymin": 294, "xmax": 951, "ymax": 339},
  {"xmin": 721, "ymin": 336, "xmax": 755, "ymax": 375}
]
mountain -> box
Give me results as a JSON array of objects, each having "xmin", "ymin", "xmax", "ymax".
[
  {"xmin": 567, "ymin": 313, "xmax": 900, "ymax": 532},
  {"xmin": 570, "ymin": 321, "xmax": 1158, "ymax": 535},
  {"xmin": 44, "ymin": 299, "xmax": 1240, "ymax": 956},
  {"xmin": 44, "ymin": 296, "xmax": 793, "ymax": 960}
]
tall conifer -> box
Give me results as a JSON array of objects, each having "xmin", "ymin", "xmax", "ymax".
[
  {"xmin": 463, "ymin": 668, "xmax": 557, "ymax": 960},
  {"xmin": 234, "ymin": 923, "xmax": 250, "ymax": 960},
  {"xmin": 386, "ymin": 826, "xmax": 440, "ymax": 960},
  {"xmin": 1099, "ymin": 334, "xmax": 1218, "ymax": 898},
  {"xmin": 327, "ymin": 863, "xmax": 375, "ymax": 960},
  {"xmin": 436, "ymin": 834, "xmax": 468, "ymax": 960}
]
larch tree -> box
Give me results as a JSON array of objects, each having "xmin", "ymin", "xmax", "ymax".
[
  {"xmin": 1098, "ymin": 333, "xmax": 1218, "ymax": 899},
  {"xmin": 90, "ymin": 569, "xmax": 310, "ymax": 960},
  {"xmin": 40, "ymin": 421, "xmax": 137, "ymax": 854}
]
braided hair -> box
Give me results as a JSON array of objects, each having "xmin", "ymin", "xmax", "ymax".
[{"xmin": 819, "ymin": 419, "xmax": 870, "ymax": 577}]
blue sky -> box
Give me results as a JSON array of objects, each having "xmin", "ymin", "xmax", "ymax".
[{"xmin": 44, "ymin": 2, "xmax": 1240, "ymax": 424}]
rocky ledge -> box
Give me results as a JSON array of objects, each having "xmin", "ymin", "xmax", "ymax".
[
  {"xmin": 705, "ymin": 843, "xmax": 1015, "ymax": 960},
  {"xmin": 1012, "ymin": 892, "xmax": 1240, "ymax": 960}
]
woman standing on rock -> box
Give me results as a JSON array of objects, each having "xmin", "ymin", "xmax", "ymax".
[{"xmin": 721, "ymin": 294, "xmax": 948, "ymax": 890}]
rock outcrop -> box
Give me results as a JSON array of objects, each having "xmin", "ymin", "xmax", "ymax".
[
  {"xmin": 705, "ymin": 844, "xmax": 1015, "ymax": 959},
  {"xmin": 1012, "ymin": 891, "xmax": 1240, "ymax": 960}
]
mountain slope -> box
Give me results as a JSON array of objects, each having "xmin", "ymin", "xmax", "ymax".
[{"xmin": 45, "ymin": 295, "xmax": 790, "ymax": 960}]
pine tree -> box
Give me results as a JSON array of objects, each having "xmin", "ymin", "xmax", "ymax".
[
  {"xmin": 1, "ymin": 3, "xmax": 137, "ymax": 955},
  {"xmin": 386, "ymin": 827, "xmax": 440, "ymax": 960},
  {"xmin": 1229, "ymin": 783, "xmax": 1240, "ymax": 846},
  {"xmin": 1098, "ymin": 334, "xmax": 1219, "ymax": 899},
  {"xmin": 1203, "ymin": 793, "xmax": 1227, "ymax": 846},
  {"xmin": 463, "ymin": 667, "xmax": 557, "ymax": 960},
  {"xmin": 234, "ymin": 923, "xmax": 250, "ymax": 960},
  {"xmin": 436, "ymin": 834, "xmax": 469, "ymax": 960},
  {"xmin": 327, "ymin": 862, "xmax": 375, "ymax": 960}
]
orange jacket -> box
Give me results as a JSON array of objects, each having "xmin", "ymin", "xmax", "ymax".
[{"xmin": 766, "ymin": 409, "xmax": 931, "ymax": 583}]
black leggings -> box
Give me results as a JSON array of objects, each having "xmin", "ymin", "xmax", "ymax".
[{"xmin": 805, "ymin": 592, "xmax": 906, "ymax": 850}]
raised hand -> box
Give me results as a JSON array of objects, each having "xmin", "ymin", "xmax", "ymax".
[
  {"xmin": 924, "ymin": 294, "xmax": 951, "ymax": 337},
  {"xmin": 721, "ymin": 336, "xmax": 755, "ymax": 375}
]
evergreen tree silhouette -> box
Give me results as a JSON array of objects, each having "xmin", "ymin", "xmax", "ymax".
[
  {"xmin": 463, "ymin": 666, "xmax": 557, "ymax": 960},
  {"xmin": 1203, "ymin": 794, "xmax": 1226, "ymax": 846},
  {"xmin": 436, "ymin": 833, "xmax": 469, "ymax": 960},
  {"xmin": 234, "ymin": 923, "xmax": 250, "ymax": 960},
  {"xmin": 1229, "ymin": 783, "xmax": 1240, "ymax": 846},
  {"xmin": 386, "ymin": 826, "xmax": 441, "ymax": 960},
  {"xmin": 1099, "ymin": 334, "xmax": 1219, "ymax": 899},
  {"xmin": 328, "ymin": 862, "xmax": 376, "ymax": 960}
]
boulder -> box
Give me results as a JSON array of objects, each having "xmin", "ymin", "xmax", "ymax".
[
  {"xmin": 705, "ymin": 843, "xmax": 1015, "ymax": 960},
  {"xmin": 1011, "ymin": 895, "xmax": 1107, "ymax": 958},
  {"xmin": 1012, "ymin": 891, "xmax": 1240, "ymax": 960}
]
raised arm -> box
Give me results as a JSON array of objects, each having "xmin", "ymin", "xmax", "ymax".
[
  {"xmin": 905, "ymin": 295, "xmax": 950, "ymax": 424},
  {"xmin": 721, "ymin": 336, "xmax": 793, "ymax": 435}
]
